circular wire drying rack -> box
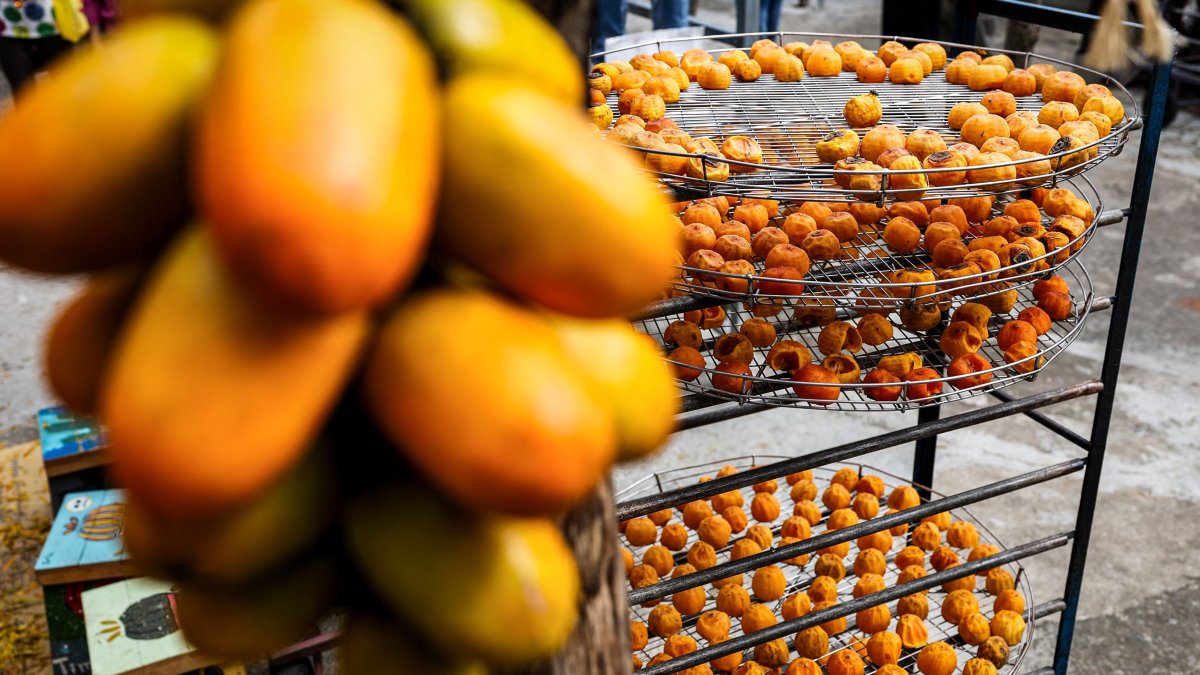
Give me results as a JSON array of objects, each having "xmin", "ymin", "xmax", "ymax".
[
  {"xmin": 592, "ymin": 32, "xmax": 1140, "ymax": 202},
  {"xmin": 618, "ymin": 458, "xmax": 1035, "ymax": 674},
  {"xmin": 672, "ymin": 174, "xmax": 1102, "ymax": 308},
  {"xmin": 636, "ymin": 257, "xmax": 1094, "ymax": 412}
]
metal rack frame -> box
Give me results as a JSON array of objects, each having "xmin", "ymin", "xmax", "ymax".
[
  {"xmin": 596, "ymin": 33, "xmax": 1139, "ymax": 203},
  {"xmin": 666, "ymin": 176, "xmax": 1106, "ymax": 308},
  {"xmin": 615, "ymin": 3, "xmax": 1171, "ymax": 674},
  {"xmin": 620, "ymin": 460, "xmax": 1042, "ymax": 672},
  {"xmin": 638, "ymin": 258, "xmax": 1097, "ymax": 411}
]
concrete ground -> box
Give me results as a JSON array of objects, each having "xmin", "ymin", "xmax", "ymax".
[{"xmin": 2, "ymin": 2, "xmax": 1197, "ymax": 673}]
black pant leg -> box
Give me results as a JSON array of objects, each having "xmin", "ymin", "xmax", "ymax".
[
  {"xmin": 29, "ymin": 35, "xmax": 74, "ymax": 71},
  {"xmin": 0, "ymin": 36, "xmax": 38, "ymax": 95}
]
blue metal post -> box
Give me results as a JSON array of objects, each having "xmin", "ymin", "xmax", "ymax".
[
  {"xmin": 736, "ymin": 0, "xmax": 760, "ymax": 44},
  {"xmin": 1052, "ymin": 57, "xmax": 1173, "ymax": 674}
]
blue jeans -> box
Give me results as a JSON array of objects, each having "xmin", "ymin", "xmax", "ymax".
[
  {"xmin": 592, "ymin": 0, "xmax": 690, "ymax": 56},
  {"xmin": 760, "ymin": 0, "xmax": 783, "ymax": 32},
  {"xmin": 652, "ymin": 0, "xmax": 690, "ymax": 29},
  {"xmin": 592, "ymin": 0, "xmax": 627, "ymax": 56}
]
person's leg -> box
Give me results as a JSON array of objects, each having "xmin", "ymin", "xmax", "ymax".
[
  {"xmin": 592, "ymin": 0, "xmax": 627, "ymax": 56},
  {"xmin": 651, "ymin": 0, "xmax": 690, "ymax": 29},
  {"xmin": 765, "ymin": 0, "xmax": 783, "ymax": 33},
  {"xmin": 0, "ymin": 37, "xmax": 38, "ymax": 95},
  {"xmin": 29, "ymin": 36, "xmax": 74, "ymax": 72}
]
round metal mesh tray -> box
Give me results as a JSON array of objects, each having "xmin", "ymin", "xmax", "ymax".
[
  {"xmin": 637, "ymin": 258, "xmax": 1093, "ymax": 411},
  {"xmin": 619, "ymin": 458, "xmax": 1034, "ymax": 673},
  {"xmin": 593, "ymin": 32, "xmax": 1139, "ymax": 202},
  {"xmin": 671, "ymin": 175, "xmax": 1101, "ymax": 308}
]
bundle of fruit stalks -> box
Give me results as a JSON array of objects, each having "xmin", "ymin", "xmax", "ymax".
[{"xmin": 0, "ymin": 0, "xmax": 681, "ymax": 669}]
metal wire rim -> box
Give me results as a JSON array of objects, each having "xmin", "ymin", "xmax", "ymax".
[
  {"xmin": 592, "ymin": 32, "xmax": 1139, "ymax": 202},
  {"xmin": 637, "ymin": 257, "xmax": 1094, "ymax": 411},
  {"xmin": 672, "ymin": 174, "xmax": 1102, "ymax": 307},
  {"xmin": 618, "ymin": 458, "xmax": 1035, "ymax": 674}
]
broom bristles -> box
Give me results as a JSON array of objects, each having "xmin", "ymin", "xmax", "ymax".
[
  {"xmin": 1135, "ymin": 0, "xmax": 1176, "ymax": 62},
  {"xmin": 1083, "ymin": 0, "xmax": 1132, "ymax": 72}
]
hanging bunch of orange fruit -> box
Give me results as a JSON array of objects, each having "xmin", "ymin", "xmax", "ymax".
[{"xmin": 0, "ymin": 0, "xmax": 681, "ymax": 669}]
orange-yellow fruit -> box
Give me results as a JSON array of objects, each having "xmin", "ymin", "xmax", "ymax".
[
  {"xmin": 0, "ymin": 18, "xmax": 218, "ymax": 273},
  {"xmin": 631, "ymin": 621, "xmax": 649, "ymax": 650},
  {"xmin": 716, "ymin": 584, "xmax": 751, "ymax": 617},
  {"xmin": 897, "ymin": 614, "xmax": 929, "ymax": 649},
  {"xmin": 688, "ymin": 541, "xmax": 718, "ymax": 570},
  {"xmin": 958, "ymin": 611, "xmax": 992, "ymax": 645},
  {"xmin": 917, "ymin": 641, "xmax": 957, "ymax": 675},
  {"xmin": 856, "ymin": 604, "xmax": 893, "ymax": 634},
  {"xmin": 752, "ymin": 565, "xmax": 787, "ymax": 601},
  {"xmin": 781, "ymin": 591, "xmax": 812, "ymax": 620},
  {"xmin": 750, "ymin": 492, "xmax": 781, "ymax": 521},
  {"xmin": 198, "ymin": 0, "xmax": 438, "ymax": 312},
  {"xmin": 898, "ymin": 593, "xmax": 929, "ymax": 619},
  {"xmin": 338, "ymin": 613, "xmax": 487, "ymax": 675},
  {"xmin": 867, "ymin": 631, "xmax": 902, "ymax": 666},
  {"xmin": 364, "ymin": 288, "xmax": 616, "ymax": 516},
  {"xmin": 826, "ymin": 649, "xmax": 865, "ymax": 675},
  {"xmin": 740, "ymin": 603, "xmax": 777, "ymax": 633},
  {"xmin": 45, "ymin": 269, "xmax": 143, "ymax": 414},
  {"xmin": 995, "ymin": 588, "xmax": 1026, "ymax": 615},
  {"xmin": 794, "ymin": 626, "xmax": 829, "ymax": 660},
  {"xmin": 176, "ymin": 556, "xmax": 337, "ymax": 660},
  {"xmin": 754, "ymin": 638, "xmax": 791, "ymax": 668},
  {"xmin": 123, "ymin": 447, "xmax": 335, "ymax": 586},
  {"xmin": 370, "ymin": 0, "xmax": 588, "ymax": 99},
  {"xmin": 697, "ymin": 610, "xmax": 731, "ymax": 642},
  {"xmin": 551, "ymin": 318, "xmax": 678, "ymax": 460},
  {"xmin": 991, "ymin": 610, "xmax": 1027, "ymax": 646},
  {"xmin": 787, "ymin": 653, "xmax": 825, "ymax": 667},
  {"xmin": 685, "ymin": 500, "xmax": 717, "ymax": 529},
  {"xmin": 644, "ymin": 546, "xmax": 675, "ymax": 577},
  {"xmin": 708, "ymin": 638, "xmax": 744, "ymax": 672},
  {"xmin": 345, "ymin": 483, "xmax": 580, "ymax": 665},
  {"xmin": 103, "ymin": 229, "xmax": 369, "ymax": 519},
  {"xmin": 435, "ymin": 75, "xmax": 677, "ymax": 318},
  {"xmin": 942, "ymin": 589, "xmax": 980, "ymax": 624},
  {"xmin": 698, "ymin": 515, "xmax": 733, "ymax": 548},
  {"xmin": 673, "ymin": 584, "xmax": 707, "ymax": 616}
]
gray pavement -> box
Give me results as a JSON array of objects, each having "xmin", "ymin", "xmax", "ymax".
[{"xmin": 2, "ymin": 2, "xmax": 1198, "ymax": 673}]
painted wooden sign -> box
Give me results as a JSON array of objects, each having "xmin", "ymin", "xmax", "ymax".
[
  {"xmin": 44, "ymin": 580, "xmax": 107, "ymax": 675},
  {"xmin": 81, "ymin": 578, "xmax": 226, "ymax": 675},
  {"xmin": 35, "ymin": 490, "xmax": 134, "ymax": 586},
  {"xmin": 38, "ymin": 407, "xmax": 111, "ymax": 477}
]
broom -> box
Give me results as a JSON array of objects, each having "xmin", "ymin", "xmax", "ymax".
[{"xmin": 1083, "ymin": 0, "xmax": 1175, "ymax": 70}]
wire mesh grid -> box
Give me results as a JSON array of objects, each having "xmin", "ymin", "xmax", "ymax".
[
  {"xmin": 595, "ymin": 32, "xmax": 1139, "ymax": 202},
  {"xmin": 671, "ymin": 174, "xmax": 1102, "ymax": 307},
  {"xmin": 619, "ymin": 458, "xmax": 1034, "ymax": 673},
  {"xmin": 636, "ymin": 258, "xmax": 1093, "ymax": 411}
]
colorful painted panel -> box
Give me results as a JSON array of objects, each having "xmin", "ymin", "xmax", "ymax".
[
  {"xmin": 81, "ymin": 578, "xmax": 252, "ymax": 675},
  {"xmin": 82, "ymin": 578, "xmax": 204, "ymax": 675},
  {"xmin": 35, "ymin": 490, "xmax": 132, "ymax": 585},
  {"xmin": 38, "ymin": 408, "xmax": 107, "ymax": 462},
  {"xmin": 44, "ymin": 581, "xmax": 109, "ymax": 675}
]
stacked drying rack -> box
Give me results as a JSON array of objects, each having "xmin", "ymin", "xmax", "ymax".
[{"xmin": 602, "ymin": 2, "xmax": 1173, "ymax": 672}]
